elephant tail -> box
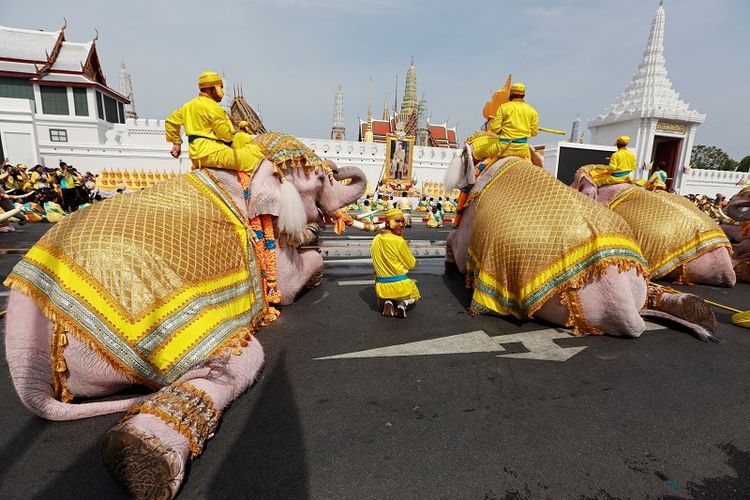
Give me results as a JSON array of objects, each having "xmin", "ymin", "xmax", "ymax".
[{"xmin": 5, "ymin": 290, "xmax": 150, "ymax": 421}]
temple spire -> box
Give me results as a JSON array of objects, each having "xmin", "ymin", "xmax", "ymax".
[
  {"xmin": 331, "ymin": 84, "xmax": 345, "ymax": 140},
  {"xmin": 119, "ymin": 63, "xmax": 137, "ymax": 119},
  {"xmin": 589, "ymin": 2, "xmax": 704, "ymax": 126}
]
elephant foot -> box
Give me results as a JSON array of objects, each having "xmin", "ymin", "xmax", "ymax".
[
  {"xmin": 101, "ymin": 414, "xmax": 190, "ymax": 500},
  {"xmin": 643, "ymin": 284, "xmax": 718, "ymax": 342},
  {"xmin": 304, "ymin": 269, "xmax": 324, "ymax": 289},
  {"xmin": 102, "ymin": 428, "xmax": 181, "ymax": 500},
  {"xmin": 657, "ymin": 292, "xmax": 717, "ymax": 334},
  {"xmin": 734, "ymin": 256, "xmax": 750, "ymax": 283}
]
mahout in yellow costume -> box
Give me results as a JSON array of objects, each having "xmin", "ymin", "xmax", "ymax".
[
  {"xmin": 370, "ymin": 208, "xmax": 420, "ymax": 317},
  {"xmin": 165, "ymin": 71, "xmax": 265, "ymax": 173},
  {"xmin": 471, "ymin": 82, "xmax": 539, "ymax": 162},
  {"xmin": 599, "ymin": 135, "xmax": 637, "ymax": 186}
]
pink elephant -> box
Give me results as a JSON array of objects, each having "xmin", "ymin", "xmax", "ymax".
[
  {"xmin": 722, "ymin": 187, "xmax": 750, "ymax": 282},
  {"xmin": 4, "ymin": 153, "xmax": 367, "ymax": 498},
  {"xmin": 571, "ymin": 167, "xmax": 736, "ymax": 287},
  {"xmin": 443, "ymin": 148, "xmax": 717, "ymax": 341}
]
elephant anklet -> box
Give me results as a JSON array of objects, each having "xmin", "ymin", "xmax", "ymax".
[{"xmin": 121, "ymin": 382, "xmax": 221, "ymax": 458}]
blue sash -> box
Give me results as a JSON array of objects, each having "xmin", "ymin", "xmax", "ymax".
[
  {"xmin": 376, "ymin": 274, "xmax": 408, "ymax": 283},
  {"xmin": 498, "ymin": 138, "xmax": 529, "ymax": 144}
]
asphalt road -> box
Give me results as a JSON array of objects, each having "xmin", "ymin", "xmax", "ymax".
[{"xmin": 0, "ymin": 222, "xmax": 749, "ymax": 499}]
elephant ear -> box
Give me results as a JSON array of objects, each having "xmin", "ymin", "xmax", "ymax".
[
  {"xmin": 444, "ymin": 143, "xmax": 476, "ymax": 192},
  {"xmin": 277, "ymin": 178, "xmax": 307, "ymax": 237}
]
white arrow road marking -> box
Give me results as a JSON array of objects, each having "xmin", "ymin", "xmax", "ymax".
[
  {"xmin": 316, "ymin": 321, "xmax": 669, "ymax": 362},
  {"xmin": 316, "ymin": 330, "xmax": 502, "ymax": 359},
  {"xmin": 496, "ymin": 329, "xmax": 587, "ymax": 362}
]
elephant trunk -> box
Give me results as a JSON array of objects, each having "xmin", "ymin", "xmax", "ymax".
[{"xmin": 326, "ymin": 165, "xmax": 368, "ymax": 212}]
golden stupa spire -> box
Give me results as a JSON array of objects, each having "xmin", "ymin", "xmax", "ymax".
[
  {"xmin": 382, "ymin": 93, "xmax": 389, "ymax": 121},
  {"xmin": 364, "ymin": 77, "xmax": 374, "ymax": 143}
]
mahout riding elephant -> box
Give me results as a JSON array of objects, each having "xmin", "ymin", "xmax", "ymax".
[
  {"xmin": 443, "ymin": 146, "xmax": 717, "ymax": 340},
  {"xmin": 722, "ymin": 187, "xmax": 750, "ymax": 282},
  {"xmin": 571, "ymin": 166, "xmax": 736, "ymax": 287},
  {"xmin": 4, "ymin": 133, "xmax": 367, "ymax": 499}
]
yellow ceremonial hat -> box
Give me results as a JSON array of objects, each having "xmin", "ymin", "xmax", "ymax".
[
  {"xmin": 617, "ymin": 135, "xmax": 630, "ymax": 145},
  {"xmin": 510, "ymin": 82, "xmax": 526, "ymax": 94},
  {"xmin": 198, "ymin": 71, "xmax": 223, "ymax": 90},
  {"xmin": 238, "ymin": 120, "xmax": 249, "ymax": 130},
  {"xmin": 384, "ymin": 208, "xmax": 404, "ymax": 220}
]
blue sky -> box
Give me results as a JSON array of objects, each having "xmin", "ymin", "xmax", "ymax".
[{"xmin": 3, "ymin": 0, "xmax": 749, "ymax": 159}]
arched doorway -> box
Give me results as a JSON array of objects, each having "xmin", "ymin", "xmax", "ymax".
[{"xmin": 651, "ymin": 136, "xmax": 682, "ymax": 190}]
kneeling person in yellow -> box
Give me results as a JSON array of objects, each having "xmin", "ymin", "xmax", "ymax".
[
  {"xmin": 371, "ymin": 208, "xmax": 420, "ymax": 318},
  {"xmin": 602, "ymin": 135, "xmax": 637, "ymax": 186},
  {"xmin": 165, "ymin": 71, "xmax": 265, "ymax": 173}
]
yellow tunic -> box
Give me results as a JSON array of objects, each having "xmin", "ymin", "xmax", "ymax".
[
  {"xmin": 165, "ymin": 94, "xmax": 264, "ymax": 173},
  {"xmin": 647, "ymin": 170, "xmax": 668, "ymax": 190},
  {"xmin": 602, "ymin": 147, "xmax": 637, "ymax": 185},
  {"xmin": 475, "ymin": 99, "xmax": 539, "ymax": 161},
  {"xmin": 233, "ymin": 130, "xmax": 254, "ymax": 150},
  {"xmin": 370, "ymin": 231, "xmax": 420, "ymax": 302}
]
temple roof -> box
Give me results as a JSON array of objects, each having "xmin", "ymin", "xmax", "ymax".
[
  {"xmin": 0, "ymin": 25, "xmax": 62, "ymax": 62},
  {"xmin": 0, "ymin": 23, "xmax": 126, "ymax": 101},
  {"xmin": 589, "ymin": 3, "xmax": 705, "ymax": 127},
  {"xmin": 51, "ymin": 41, "xmax": 93, "ymax": 71}
]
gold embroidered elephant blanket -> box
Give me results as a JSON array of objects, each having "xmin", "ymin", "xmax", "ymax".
[
  {"xmin": 607, "ymin": 185, "xmax": 731, "ymax": 279},
  {"xmin": 467, "ymin": 159, "xmax": 648, "ymax": 318},
  {"xmin": 5, "ymin": 170, "xmax": 266, "ymax": 400}
]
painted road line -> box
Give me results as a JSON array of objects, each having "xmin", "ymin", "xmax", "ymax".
[{"xmin": 316, "ymin": 328, "xmax": 588, "ymax": 362}]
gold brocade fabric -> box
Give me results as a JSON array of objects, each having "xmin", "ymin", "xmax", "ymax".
[
  {"xmin": 251, "ymin": 132, "xmax": 326, "ymax": 171},
  {"xmin": 607, "ymin": 186, "xmax": 732, "ymax": 278},
  {"xmin": 467, "ymin": 159, "xmax": 646, "ymax": 318},
  {"xmin": 5, "ymin": 170, "xmax": 266, "ymax": 390}
]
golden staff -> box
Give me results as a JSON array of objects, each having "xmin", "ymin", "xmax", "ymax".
[
  {"xmin": 705, "ymin": 300, "xmax": 743, "ymax": 314},
  {"xmin": 539, "ymin": 127, "xmax": 567, "ymax": 135}
]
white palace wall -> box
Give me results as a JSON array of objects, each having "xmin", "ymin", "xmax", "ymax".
[{"xmin": 3, "ymin": 109, "xmax": 746, "ymax": 198}]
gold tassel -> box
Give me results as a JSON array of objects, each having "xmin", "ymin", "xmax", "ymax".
[
  {"xmin": 50, "ymin": 323, "xmax": 73, "ymax": 403},
  {"xmin": 560, "ymin": 288, "xmax": 604, "ymax": 337}
]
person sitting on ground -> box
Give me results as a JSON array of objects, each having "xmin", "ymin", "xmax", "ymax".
[
  {"xmin": 370, "ymin": 208, "xmax": 420, "ymax": 318},
  {"xmin": 427, "ymin": 205, "xmax": 444, "ymax": 228},
  {"xmin": 417, "ymin": 196, "xmax": 429, "ymax": 212}
]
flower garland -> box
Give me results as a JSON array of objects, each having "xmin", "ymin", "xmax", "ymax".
[{"xmin": 238, "ymin": 172, "xmax": 281, "ymax": 323}]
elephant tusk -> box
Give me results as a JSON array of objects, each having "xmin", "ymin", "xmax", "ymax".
[
  {"xmin": 717, "ymin": 206, "xmax": 738, "ymax": 223},
  {"xmin": 349, "ymin": 219, "xmax": 385, "ymax": 231},
  {"xmin": 356, "ymin": 210, "xmax": 378, "ymax": 220}
]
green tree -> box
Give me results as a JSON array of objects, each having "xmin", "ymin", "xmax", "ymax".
[
  {"xmin": 737, "ymin": 155, "xmax": 750, "ymax": 173},
  {"xmin": 690, "ymin": 145, "xmax": 733, "ymax": 170}
]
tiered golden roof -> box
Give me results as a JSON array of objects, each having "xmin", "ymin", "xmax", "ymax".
[
  {"xmin": 422, "ymin": 180, "xmax": 459, "ymax": 200},
  {"xmin": 97, "ymin": 169, "xmax": 180, "ymax": 191}
]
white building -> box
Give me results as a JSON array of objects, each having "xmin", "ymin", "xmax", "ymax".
[
  {"xmin": 543, "ymin": 2, "xmax": 748, "ymax": 197},
  {"xmin": 0, "ymin": 24, "xmax": 130, "ymax": 168}
]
